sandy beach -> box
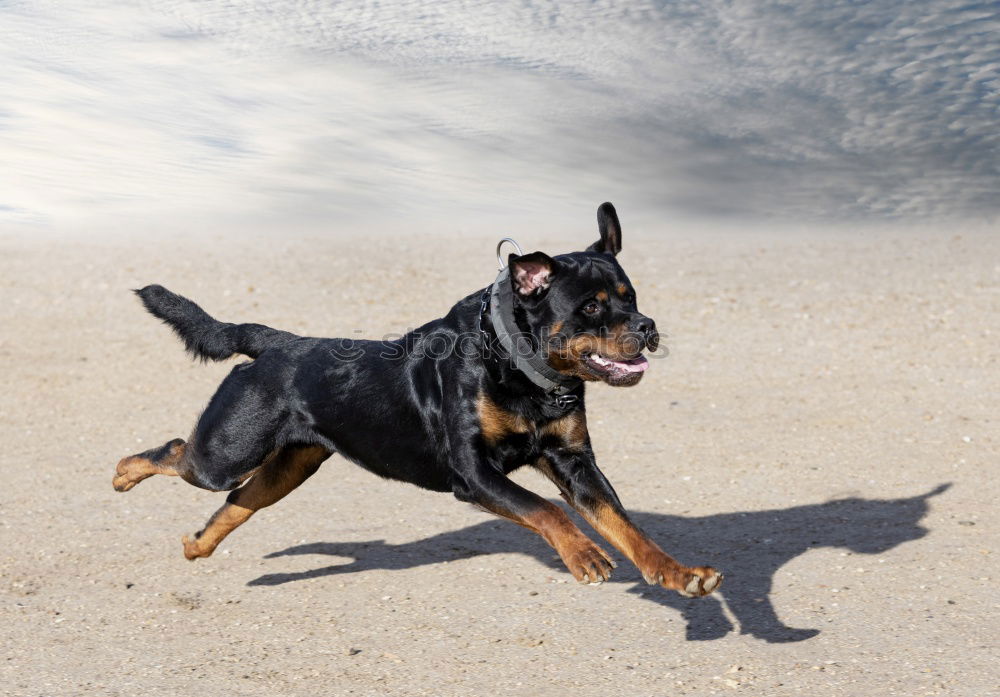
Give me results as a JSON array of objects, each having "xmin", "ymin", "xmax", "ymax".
[{"xmin": 1, "ymin": 226, "xmax": 997, "ymax": 696}]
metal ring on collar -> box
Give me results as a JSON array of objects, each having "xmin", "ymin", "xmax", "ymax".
[{"xmin": 496, "ymin": 237, "xmax": 524, "ymax": 270}]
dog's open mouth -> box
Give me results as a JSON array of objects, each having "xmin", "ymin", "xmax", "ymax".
[{"xmin": 583, "ymin": 352, "xmax": 649, "ymax": 380}]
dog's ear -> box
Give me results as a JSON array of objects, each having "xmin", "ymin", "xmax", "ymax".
[
  {"xmin": 509, "ymin": 251, "xmax": 556, "ymax": 298},
  {"xmin": 586, "ymin": 202, "xmax": 622, "ymax": 256}
]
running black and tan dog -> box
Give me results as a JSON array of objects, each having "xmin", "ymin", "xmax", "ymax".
[{"xmin": 113, "ymin": 203, "xmax": 722, "ymax": 597}]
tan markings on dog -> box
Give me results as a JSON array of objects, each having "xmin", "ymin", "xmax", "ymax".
[
  {"xmin": 477, "ymin": 391, "xmax": 531, "ymax": 444},
  {"xmin": 522, "ymin": 504, "xmax": 584, "ymax": 544},
  {"xmin": 595, "ymin": 290, "xmax": 609, "ymax": 302},
  {"xmin": 541, "ymin": 410, "xmax": 588, "ymax": 450},
  {"xmin": 113, "ymin": 438, "xmax": 187, "ymax": 492},
  {"xmin": 550, "ymin": 320, "xmax": 564, "ymax": 336},
  {"xmin": 470, "ymin": 494, "xmax": 613, "ymax": 583},
  {"xmin": 546, "ymin": 323, "xmax": 633, "ymax": 379},
  {"xmin": 520, "ymin": 503, "xmax": 615, "ymax": 583},
  {"xmin": 584, "ymin": 501, "xmax": 692, "ymax": 589},
  {"xmin": 590, "ymin": 501, "xmax": 656, "ymax": 563},
  {"xmin": 182, "ymin": 445, "xmax": 329, "ymax": 560},
  {"xmin": 616, "ymin": 283, "xmax": 629, "ymax": 297}
]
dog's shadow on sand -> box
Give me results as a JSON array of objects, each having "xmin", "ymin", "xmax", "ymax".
[{"xmin": 248, "ymin": 483, "xmax": 949, "ymax": 643}]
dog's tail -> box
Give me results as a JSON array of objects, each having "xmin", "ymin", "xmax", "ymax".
[{"xmin": 134, "ymin": 285, "xmax": 300, "ymax": 361}]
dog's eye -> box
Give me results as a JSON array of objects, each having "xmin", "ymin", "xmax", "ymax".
[{"xmin": 582, "ymin": 301, "xmax": 601, "ymax": 315}]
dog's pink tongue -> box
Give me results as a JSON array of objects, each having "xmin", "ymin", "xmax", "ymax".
[{"xmin": 611, "ymin": 355, "xmax": 649, "ymax": 373}]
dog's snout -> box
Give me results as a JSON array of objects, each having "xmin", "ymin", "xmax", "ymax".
[
  {"xmin": 626, "ymin": 315, "xmax": 658, "ymax": 352},
  {"xmin": 632, "ymin": 316, "xmax": 655, "ymax": 335},
  {"xmin": 625, "ymin": 313, "xmax": 659, "ymax": 351}
]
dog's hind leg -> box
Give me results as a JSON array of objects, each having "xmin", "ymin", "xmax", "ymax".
[
  {"xmin": 181, "ymin": 444, "xmax": 330, "ymax": 560},
  {"xmin": 113, "ymin": 438, "xmax": 189, "ymax": 492}
]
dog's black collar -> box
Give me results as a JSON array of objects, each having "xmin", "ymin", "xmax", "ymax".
[{"xmin": 478, "ymin": 268, "xmax": 581, "ymax": 410}]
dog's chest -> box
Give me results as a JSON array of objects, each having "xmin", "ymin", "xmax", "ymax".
[{"xmin": 480, "ymin": 406, "xmax": 588, "ymax": 472}]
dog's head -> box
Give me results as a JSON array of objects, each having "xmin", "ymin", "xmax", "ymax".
[{"xmin": 508, "ymin": 203, "xmax": 658, "ymax": 387}]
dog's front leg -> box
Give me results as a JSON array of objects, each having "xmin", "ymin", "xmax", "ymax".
[
  {"xmin": 451, "ymin": 455, "xmax": 616, "ymax": 584},
  {"xmin": 536, "ymin": 450, "xmax": 723, "ymax": 597}
]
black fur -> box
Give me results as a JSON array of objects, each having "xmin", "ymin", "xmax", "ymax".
[
  {"xmin": 135, "ymin": 284, "xmax": 298, "ymax": 361},
  {"xmin": 587, "ymin": 201, "xmax": 622, "ymax": 256}
]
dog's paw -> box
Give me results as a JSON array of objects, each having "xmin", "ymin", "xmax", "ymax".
[
  {"xmin": 561, "ymin": 541, "xmax": 617, "ymax": 585},
  {"xmin": 112, "ymin": 456, "xmax": 149, "ymax": 492},
  {"xmin": 181, "ymin": 534, "xmax": 212, "ymax": 561},
  {"xmin": 677, "ymin": 568, "xmax": 724, "ymax": 597},
  {"xmin": 643, "ymin": 562, "xmax": 723, "ymax": 597}
]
